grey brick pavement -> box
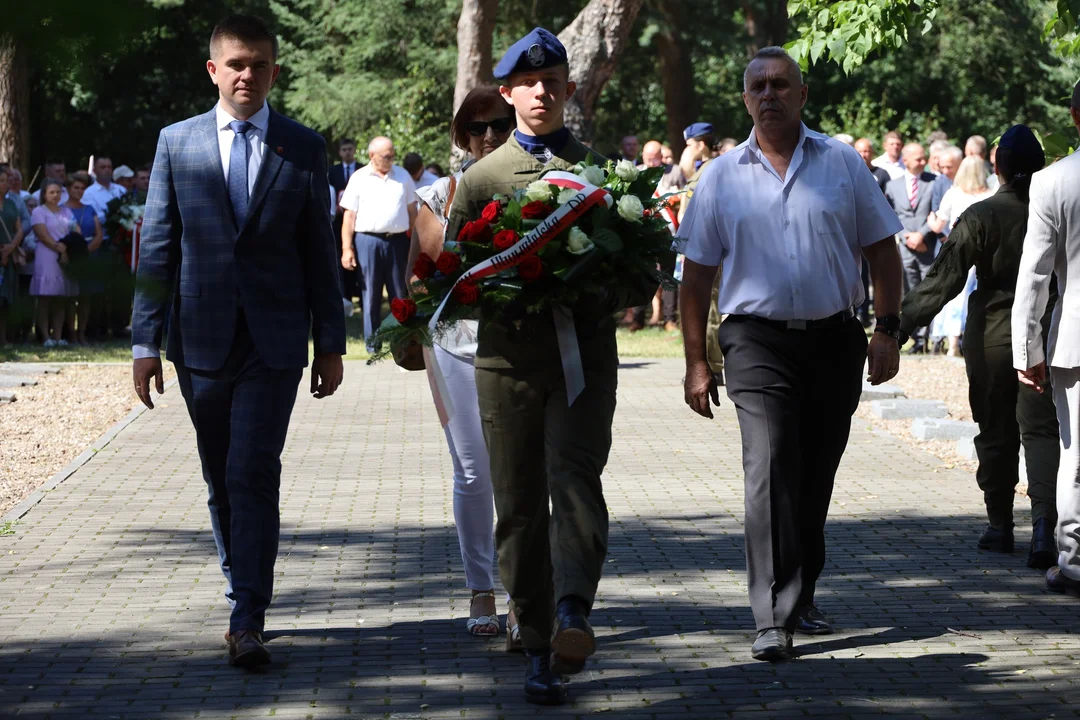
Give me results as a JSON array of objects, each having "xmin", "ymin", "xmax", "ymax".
[{"xmin": 1, "ymin": 359, "xmax": 1079, "ymax": 719}]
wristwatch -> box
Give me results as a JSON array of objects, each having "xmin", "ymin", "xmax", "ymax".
[{"xmin": 874, "ymin": 314, "xmax": 901, "ymax": 342}]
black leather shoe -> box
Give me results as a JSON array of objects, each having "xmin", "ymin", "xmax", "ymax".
[
  {"xmin": 524, "ymin": 649, "xmax": 567, "ymax": 705},
  {"xmin": 905, "ymin": 341, "xmax": 926, "ymax": 355},
  {"xmin": 1046, "ymin": 566, "xmax": 1080, "ymax": 596},
  {"xmin": 977, "ymin": 524, "xmax": 1014, "ymax": 553},
  {"xmin": 1028, "ymin": 518, "xmax": 1057, "ymax": 569},
  {"xmin": 227, "ymin": 629, "xmax": 271, "ymax": 668},
  {"xmin": 550, "ymin": 596, "xmax": 595, "ymax": 675},
  {"xmin": 751, "ymin": 627, "xmax": 793, "ymax": 662},
  {"xmin": 794, "ymin": 604, "xmax": 833, "ymax": 635}
]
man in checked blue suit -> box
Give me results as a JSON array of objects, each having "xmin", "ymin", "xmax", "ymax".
[{"xmin": 131, "ymin": 14, "xmax": 346, "ymax": 669}]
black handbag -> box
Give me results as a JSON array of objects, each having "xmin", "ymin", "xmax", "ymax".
[{"xmin": 59, "ymin": 232, "xmax": 90, "ymax": 279}]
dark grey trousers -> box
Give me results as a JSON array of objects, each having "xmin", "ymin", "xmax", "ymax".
[{"xmin": 717, "ymin": 315, "xmax": 867, "ymax": 631}]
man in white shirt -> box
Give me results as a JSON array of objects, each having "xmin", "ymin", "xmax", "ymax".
[
  {"xmin": 31, "ymin": 160, "xmax": 68, "ymax": 204},
  {"xmin": 1013, "ymin": 82, "xmax": 1080, "ymax": 597},
  {"xmin": 678, "ymin": 46, "xmax": 904, "ymax": 662},
  {"xmin": 340, "ymin": 136, "xmax": 417, "ymax": 351},
  {"xmin": 872, "ymin": 130, "xmax": 905, "ymax": 180},
  {"xmin": 402, "ymin": 152, "xmax": 439, "ymax": 189},
  {"xmin": 83, "ymin": 156, "xmax": 128, "ymax": 221}
]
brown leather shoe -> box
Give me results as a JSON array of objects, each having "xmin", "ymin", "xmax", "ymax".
[{"xmin": 228, "ymin": 629, "xmax": 271, "ymax": 668}]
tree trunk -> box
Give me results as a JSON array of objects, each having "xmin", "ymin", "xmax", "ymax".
[
  {"xmin": 0, "ymin": 35, "xmax": 30, "ymax": 173},
  {"xmin": 451, "ymin": 0, "xmax": 498, "ymax": 170},
  {"xmin": 559, "ymin": 0, "xmax": 646, "ymax": 145},
  {"xmin": 741, "ymin": 0, "xmax": 788, "ymax": 55},
  {"xmin": 652, "ymin": 0, "xmax": 696, "ymax": 159}
]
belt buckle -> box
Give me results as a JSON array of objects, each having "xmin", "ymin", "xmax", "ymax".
[{"xmin": 786, "ymin": 319, "xmax": 807, "ymax": 330}]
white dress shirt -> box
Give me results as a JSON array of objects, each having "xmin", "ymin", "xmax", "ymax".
[
  {"xmin": 676, "ymin": 124, "xmax": 903, "ymax": 321},
  {"xmin": 415, "ymin": 169, "xmax": 439, "ymax": 189},
  {"xmin": 340, "ymin": 164, "xmax": 416, "ymax": 234},
  {"xmin": 133, "ymin": 101, "xmax": 270, "ymax": 360},
  {"xmin": 872, "ymin": 153, "xmax": 906, "ymax": 181},
  {"xmin": 83, "ymin": 181, "xmax": 127, "ymax": 222}
]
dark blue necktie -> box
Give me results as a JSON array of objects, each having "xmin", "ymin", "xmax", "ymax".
[{"xmin": 228, "ymin": 120, "xmax": 252, "ymax": 223}]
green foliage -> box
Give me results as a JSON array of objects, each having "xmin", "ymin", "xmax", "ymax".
[
  {"xmin": 1043, "ymin": 0, "xmax": 1080, "ymax": 56},
  {"xmin": 787, "ymin": 0, "xmax": 941, "ymax": 73}
]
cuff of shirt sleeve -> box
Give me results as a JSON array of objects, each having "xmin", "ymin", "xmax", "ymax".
[{"xmin": 133, "ymin": 343, "xmax": 160, "ymax": 360}]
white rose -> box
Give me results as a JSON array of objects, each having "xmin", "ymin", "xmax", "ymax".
[
  {"xmin": 557, "ymin": 187, "xmax": 579, "ymax": 205},
  {"xmin": 581, "ymin": 165, "xmax": 606, "ymax": 187},
  {"xmin": 616, "ymin": 194, "xmax": 645, "ymax": 223},
  {"xmin": 566, "ymin": 226, "xmax": 594, "ymax": 255},
  {"xmin": 524, "ymin": 180, "xmax": 553, "ymax": 203},
  {"xmin": 615, "ymin": 159, "xmax": 640, "ymax": 182}
]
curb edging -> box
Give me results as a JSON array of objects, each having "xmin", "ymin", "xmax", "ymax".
[{"xmin": 1, "ymin": 379, "xmax": 179, "ymax": 525}]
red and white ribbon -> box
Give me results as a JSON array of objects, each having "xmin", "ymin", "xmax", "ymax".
[{"xmin": 429, "ymin": 171, "xmax": 613, "ymax": 411}]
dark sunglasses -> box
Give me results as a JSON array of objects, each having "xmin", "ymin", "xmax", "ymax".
[{"xmin": 466, "ymin": 117, "xmax": 514, "ymax": 137}]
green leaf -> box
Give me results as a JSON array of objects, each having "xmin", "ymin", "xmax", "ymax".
[{"xmin": 591, "ymin": 228, "xmax": 624, "ymax": 253}]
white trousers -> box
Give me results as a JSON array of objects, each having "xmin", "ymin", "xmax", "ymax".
[
  {"xmin": 1052, "ymin": 367, "xmax": 1080, "ymax": 579},
  {"xmin": 433, "ymin": 344, "xmax": 497, "ymax": 590}
]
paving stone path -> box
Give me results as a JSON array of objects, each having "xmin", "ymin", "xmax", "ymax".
[{"xmin": 1, "ymin": 359, "xmax": 1079, "ymax": 719}]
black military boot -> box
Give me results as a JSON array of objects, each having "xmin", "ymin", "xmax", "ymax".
[
  {"xmin": 550, "ymin": 596, "xmax": 596, "ymax": 676},
  {"xmin": 978, "ymin": 524, "xmax": 1015, "ymax": 553},
  {"xmin": 524, "ymin": 648, "xmax": 567, "ymax": 705},
  {"xmin": 1028, "ymin": 517, "xmax": 1057, "ymax": 569}
]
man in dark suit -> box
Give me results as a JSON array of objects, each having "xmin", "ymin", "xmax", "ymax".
[
  {"xmin": 329, "ymin": 138, "xmax": 361, "ymax": 301},
  {"xmin": 131, "ymin": 14, "xmax": 345, "ymax": 669},
  {"xmin": 885, "ymin": 142, "xmax": 938, "ymax": 352}
]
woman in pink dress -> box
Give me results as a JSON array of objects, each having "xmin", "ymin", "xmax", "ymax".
[{"xmin": 30, "ymin": 179, "xmax": 79, "ymax": 346}]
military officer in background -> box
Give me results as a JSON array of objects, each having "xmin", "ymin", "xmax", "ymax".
[
  {"xmin": 899, "ymin": 125, "xmax": 1059, "ymax": 569},
  {"xmin": 446, "ymin": 27, "xmax": 653, "ymax": 706}
]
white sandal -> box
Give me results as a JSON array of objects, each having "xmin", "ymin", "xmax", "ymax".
[{"xmin": 466, "ymin": 591, "xmax": 500, "ymax": 637}]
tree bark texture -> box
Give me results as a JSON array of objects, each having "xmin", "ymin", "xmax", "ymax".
[
  {"xmin": 451, "ymin": 0, "xmax": 498, "ymax": 169},
  {"xmin": 741, "ymin": 0, "xmax": 788, "ymax": 55},
  {"xmin": 0, "ymin": 35, "xmax": 30, "ymax": 172},
  {"xmin": 652, "ymin": 0, "xmax": 696, "ymax": 158},
  {"xmin": 559, "ymin": 0, "xmax": 646, "ymax": 145}
]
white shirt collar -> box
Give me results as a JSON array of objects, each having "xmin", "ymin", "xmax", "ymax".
[
  {"xmin": 216, "ymin": 101, "xmax": 270, "ymax": 132},
  {"xmin": 746, "ymin": 122, "xmax": 812, "ymax": 155},
  {"xmin": 904, "ymin": 169, "xmax": 919, "ymax": 182}
]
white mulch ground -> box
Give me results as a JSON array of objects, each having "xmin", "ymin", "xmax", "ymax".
[
  {"xmin": 855, "ymin": 354, "xmax": 980, "ymax": 475},
  {"xmin": 0, "ymin": 365, "xmax": 175, "ymax": 517}
]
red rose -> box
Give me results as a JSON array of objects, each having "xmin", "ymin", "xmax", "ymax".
[
  {"xmin": 518, "ymin": 254, "xmax": 544, "ymax": 282},
  {"xmin": 413, "ymin": 254, "xmax": 437, "ymax": 280},
  {"xmin": 521, "ymin": 201, "xmax": 552, "ymax": 220},
  {"xmin": 436, "ymin": 251, "xmax": 462, "ymax": 276},
  {"xmin": 390, "ymin": 297, "xmax": 417, "ymax": 323},
  {"xmin": 458, "ymin": 219, "xmax": 493, "ymax": 245},
  {"xmin": 452, "ymin": 281, "xmax": 480, "ymax": 305},
  {"xmin": 481, "ymin": 200, "xmax": 502, "ymax": 223},
  {"xmin": 493, "ymin": 229, "xmax": 519, "ymax": 251}
]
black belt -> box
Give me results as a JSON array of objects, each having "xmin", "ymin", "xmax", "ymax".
[
  {"xmin": 734, "ymin": 307, "xmax": 856, "ymax": 331},
  {"xmin": 356, "ymin": 231, "xmax": 406, "ymax": 239}
]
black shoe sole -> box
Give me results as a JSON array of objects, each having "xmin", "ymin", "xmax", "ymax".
[
  {"xmin": 795, "ymin": 624, "xmax": 833, "ymax": 636},
  {"xmin": 977, "ymin": 539, "xmax": 1015, "ymax": 553},
  {"xmin": 1028, "ymin": 549, "xmax": 1056, "ymax": 570},
  {"xmin": 551, "ymin": 627, "xmax": 595, "ymax": 675},
  {"xmin": 229, "ymin": 646, "xmax": 271, "ymax": 668},
  {"xmin": 751, "ymin": 645, "xmax": 793, "ymax": 662}
]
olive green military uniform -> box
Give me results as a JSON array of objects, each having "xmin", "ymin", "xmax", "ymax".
[
  {"xmin": 679, "ymin": 158, "xmax": 724, "ymax": 375},
  {"xmin": 447, "ymin": 134, "xmax": 653, "ymax": 650},
  {"xmin": 900, "ymin": 185, "xmax": 1059, "ymax": 528}
]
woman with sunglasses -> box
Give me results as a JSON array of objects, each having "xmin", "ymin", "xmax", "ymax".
[{"xmin": 406, "ymin": 85, "xmax": 517, "ymax": 645}]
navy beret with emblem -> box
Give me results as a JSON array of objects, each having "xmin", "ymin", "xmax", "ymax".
[
  {"xmin": 494, "ymin": 27, "xmax": 569, "ymax": 80},
  {"xmin": 683, "ymin": 122, "xmax": 715, "ymax": 141}
]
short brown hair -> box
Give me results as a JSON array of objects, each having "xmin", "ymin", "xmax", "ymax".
[
  {"xmin": 66, "ymin": 171, "xmax": 93, "ymax": 188},
  {"xmin": 210, "ymin": 14, "xmax": 278, "ymax": 60},
  {"xmin": 450, "ymin": 85, "xmax": 514, "ymax": 151},
  {"xmin": 884, "ymin": 130, "xmax": 902, "ymax": 143}
]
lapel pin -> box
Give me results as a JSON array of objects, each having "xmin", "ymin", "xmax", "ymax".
[{"xmin": 276, "ymin": 146, "xmax": 284, "ymax": 154}]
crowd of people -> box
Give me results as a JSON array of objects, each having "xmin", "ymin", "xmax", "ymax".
[
  {"xmin": 0, "ymin": 157, "xmax": 150, "ymax": 346},
  {"xmin": 115, "ymin": 10, "xmax": 1080, "ymax": 709}
]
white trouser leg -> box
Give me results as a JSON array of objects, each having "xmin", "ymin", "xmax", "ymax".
[
  {"xmin": 1052, "ymin": 367, "xmax": 1080, "ymax": 579},
  {"xmin": 433, "ymin": 344, "xmax": 496, "ymax": 591}
]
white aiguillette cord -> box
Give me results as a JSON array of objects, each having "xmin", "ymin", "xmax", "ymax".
[{"xmin": 428, "ymin": 171, "xmax": 613, "ymax": 414}]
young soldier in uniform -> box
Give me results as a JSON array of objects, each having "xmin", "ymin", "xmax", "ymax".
[{"xmin": 446, "ymin": 27, "xmax": 652, "ymax": 705}]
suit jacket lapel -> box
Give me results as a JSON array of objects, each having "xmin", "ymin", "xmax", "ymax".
[
  {"xmin": 240, "ymin": 109, "xmax": 285, "ymax": 236},
  {"xmin": 197, "ymin": 110, "xmax": 237, "ymax": 229}
]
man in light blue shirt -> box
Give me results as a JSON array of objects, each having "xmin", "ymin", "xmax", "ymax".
[{"xmin": 677, "ymin": 46, "xmax": 904, "ymax": 663}]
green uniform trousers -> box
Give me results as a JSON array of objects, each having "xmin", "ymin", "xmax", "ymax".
[
  {"xmin": 967, "ymin": 343, "xmax": 1059, "ymax": 527},
  {"xmin": 475, "ymin": 350, "xmax": 617, "ymax": 650}
]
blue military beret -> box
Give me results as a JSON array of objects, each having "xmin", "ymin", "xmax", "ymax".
[
  {"xmin": 683, "ymin": 122, "xmax": 714, "ymax": 141},
  {"xmin": 998, "ymin": 125, "xmax": 1045, "ymax": 173},
  {"xmin": 494, "ymin": 27, "xmax": 568, "ymax": 80}
]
